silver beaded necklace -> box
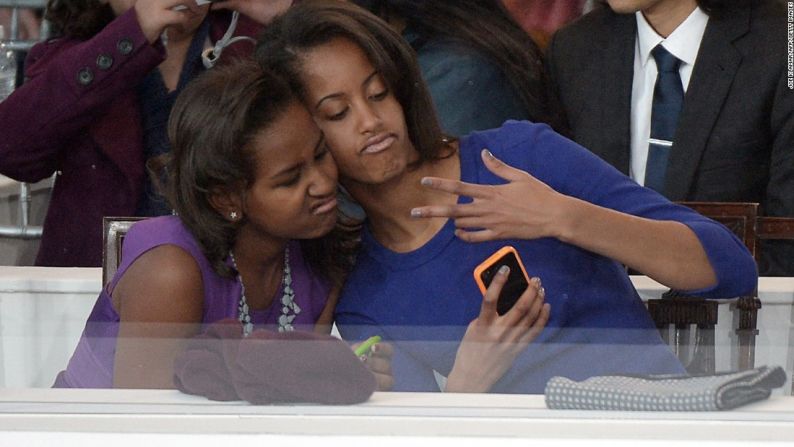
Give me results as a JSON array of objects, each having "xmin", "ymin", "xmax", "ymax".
[{"xmin": 229, "ymin": 246, "xmax": 300, "ymax": 336}]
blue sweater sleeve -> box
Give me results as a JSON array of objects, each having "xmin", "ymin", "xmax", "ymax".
[{"xmin": 477, "ymin": 121, "xmax": 758, "ymax": 298}]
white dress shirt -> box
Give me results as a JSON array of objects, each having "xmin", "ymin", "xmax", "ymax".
[{"xmin": 630, "ymin": 7, "xmax": 709, "ymax": 185}]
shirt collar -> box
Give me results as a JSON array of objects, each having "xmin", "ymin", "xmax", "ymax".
[{"xmin": 635, "ymin": 7, "xmax": 709, "ymax": 68}]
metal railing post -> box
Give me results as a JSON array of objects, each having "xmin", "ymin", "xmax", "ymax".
[{"xmin": 0, "ymin": 0, "xmax": 47, "ymax": 240}]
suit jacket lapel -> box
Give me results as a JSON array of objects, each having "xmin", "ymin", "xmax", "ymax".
[
  {"xmin": 665, "ymin": 8, "xmax": 749, "ymax": 199},
  {"xmin": 597, "ymin": 13, "xmax": 636, "ymax": 174}
]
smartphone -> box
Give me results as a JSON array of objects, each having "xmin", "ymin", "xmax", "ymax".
[{"xmin": 473, "ymin": 246, "xmax": 531, "ymax": 316}]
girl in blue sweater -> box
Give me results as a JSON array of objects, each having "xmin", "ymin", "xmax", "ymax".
[{"xmin": 255, "ymin": 0, "xmax": 757, "ymax": 393}]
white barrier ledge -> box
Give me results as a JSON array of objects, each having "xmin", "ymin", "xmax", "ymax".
[
  {"xmin": 0, "ymin": 266, "xmax": 101, "ymax": 294},
  {"xmin": 0, "ymin": 390, "xmax": 793, "ymax": 444}
]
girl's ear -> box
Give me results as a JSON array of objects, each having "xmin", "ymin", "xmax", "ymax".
[{"xmin": 209, "ymin": 186, "xmax": 244, "ymax": 222}]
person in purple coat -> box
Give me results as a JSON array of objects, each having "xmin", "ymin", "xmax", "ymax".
[
  {"xmin": 54, "ymin": 60, "xmax": 393, "ymax": 389},
  {"xmin": 0, "ymin": 0, "xmax": 286, "ymax": 267}
]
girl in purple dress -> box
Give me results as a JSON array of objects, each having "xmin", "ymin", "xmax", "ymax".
[{"xmin": 54, "ymin": 60, "xmax": 391, "ymax": 389}]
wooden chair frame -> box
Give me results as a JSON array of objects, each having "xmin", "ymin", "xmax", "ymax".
[
  {"xmin": 102, "ymin": 216, "xmax": 146, "ymax": 286},
  {"xmin": 647, "ymin": 202, "xmax": 794, "ymax": 375}
]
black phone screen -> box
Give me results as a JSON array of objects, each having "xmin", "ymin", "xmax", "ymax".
[{"xmin": 479, "ymin": 251, "xmax": 529, "ymax": 315}]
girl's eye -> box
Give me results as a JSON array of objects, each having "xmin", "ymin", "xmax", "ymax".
[
  {"xmin": 370, "ymin": 89, "xmax": 389, "ymax": 101},
  {"xmin": 328, "ymin": 108, "xmax": 348, "ymax": 121},
  {"xmin": 278, "ymin": 175, "xmax": 300, "ymax": 188}
]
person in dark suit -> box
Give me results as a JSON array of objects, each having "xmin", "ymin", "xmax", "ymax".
[{"xmin": 546, "ymin": 0, "xmax": 794, "ymax": 276}]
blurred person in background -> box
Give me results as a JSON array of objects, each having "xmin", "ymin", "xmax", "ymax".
[
  {"xmin": 502, "ymin": 0, "xmax": 586, "ymax": 49},
  {"xmin": 353, "ymin": 0, "xmax": 565, "ymax": 137},
  {"xmin": 0, "ymin": 0, "xmax": 289, "ymax": 267}
]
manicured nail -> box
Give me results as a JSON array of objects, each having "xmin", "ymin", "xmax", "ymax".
[
  {"xmin": 410, "ymin": 208, "xmax": 423, "ymax": 217},
  {"xmin": 539, "ymin": 286, "xmax": 545, "ymax": 297},
  {"xmin": 370, "ymin": 343, "xmax": 379, "ymax": 354},
  {"xmin": 482, "ymin": 149, "xmax": 495, "ymax": 159},
  {"xmin": 359, "ymin": 354, "xmax": 368, "ymax": 362},
  {"xmin": 420, "ymin": 177, "xmax": 432, "ymax": 186},
  {"xmin": 531, "ymin": 277, "xmax": 541, "ymax": 286},
  {"xmin": 498, "ymin": 265, "xmax": 510, "ymax": 275}
]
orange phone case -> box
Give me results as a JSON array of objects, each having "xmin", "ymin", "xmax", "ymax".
[{"xmin": 472, "ymin": 246, "xmax": 530, "ymax": 295}]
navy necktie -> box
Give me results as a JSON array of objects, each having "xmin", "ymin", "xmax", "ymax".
[{"xmin": 645, "ymin": 45, "xmax": 683, "ymax": 193}]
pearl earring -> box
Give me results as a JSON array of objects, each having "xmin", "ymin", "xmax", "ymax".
[{"xmin": 229, "ymin": 211, "xmax": 239, "ymax": 220}]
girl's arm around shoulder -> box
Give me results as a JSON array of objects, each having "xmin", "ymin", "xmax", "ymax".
[{"xmin": 112, "ymin": 244, "xmax": 205, "ymax": 389}]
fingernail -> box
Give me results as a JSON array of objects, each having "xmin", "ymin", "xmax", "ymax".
[
  {"xmin": 531, "ymin": 277, "xmax": 541, "ymax": 286},
  {"xmin": 370, "ymin": 343, "xmax": 379, "ymax": 354},
  {"xmin": 359, "ymin": 355, "xmax": 368, "ymax": 362},
  {"xmin": 420, "ymin": 177, "xmax": 432, "ymax": 186},
  {"xmin": 498, "ymin": 265, "xmax": 510, "ymax": 275},
  {"xmin": 410, "ymin": 208, "xmax": 423, "ymax": 217},
  {"xmin": 482, "ymin": 149, "xmax": 495, "ymax": 159},
  {"xmin": 539, "ymin": 286, "xmax": 545, "ymax": 297}
]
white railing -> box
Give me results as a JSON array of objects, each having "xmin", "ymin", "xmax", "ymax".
[
  {"xmin": 0, "ymin": 180, "xmax": 43, "ymax": 238},
  {"xmin": 0, "ymin": 0, "xmax": 47, "ymax": 51}
]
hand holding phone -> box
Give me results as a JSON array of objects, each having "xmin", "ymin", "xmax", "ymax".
[
  {"xmin": 473, "ymin": 246, "xmax": 531, "ymax": 315},
  {"xmin": 445, "ymin": 251, "xmax": 549, "ymax": 392}
]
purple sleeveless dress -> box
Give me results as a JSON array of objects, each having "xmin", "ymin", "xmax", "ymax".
[{"xmin": 53, "ymin": 216, "xmax": 331, "ymax": 388}]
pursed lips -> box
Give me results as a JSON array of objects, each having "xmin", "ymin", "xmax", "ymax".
[
  {"xmin": 312, "ymin": 196, "xmax": 338, "ymax": 215},
  {"xmin": 361, "ymin": 133, "xmax": 397, "ymax": 154}
]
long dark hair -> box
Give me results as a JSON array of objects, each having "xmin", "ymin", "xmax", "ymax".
[
  {"xmin": 44, "ymin": 0, "xmax": 114, "ymax": 39},
  {"xmin": 355, "ymin": 0, "xmax": 564, "ymax": 132},
  {"xmin": 255, "ymin": 0, "xmax": 449, "ymax": 162},
  {"xmin": 167, "ymin": 59, "xmax": 356, "ymax": 284}
]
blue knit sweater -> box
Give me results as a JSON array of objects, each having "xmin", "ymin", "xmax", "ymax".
[{"xmin": 335, "ymin": 121, "xmax": 757, "ymax": 393}]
